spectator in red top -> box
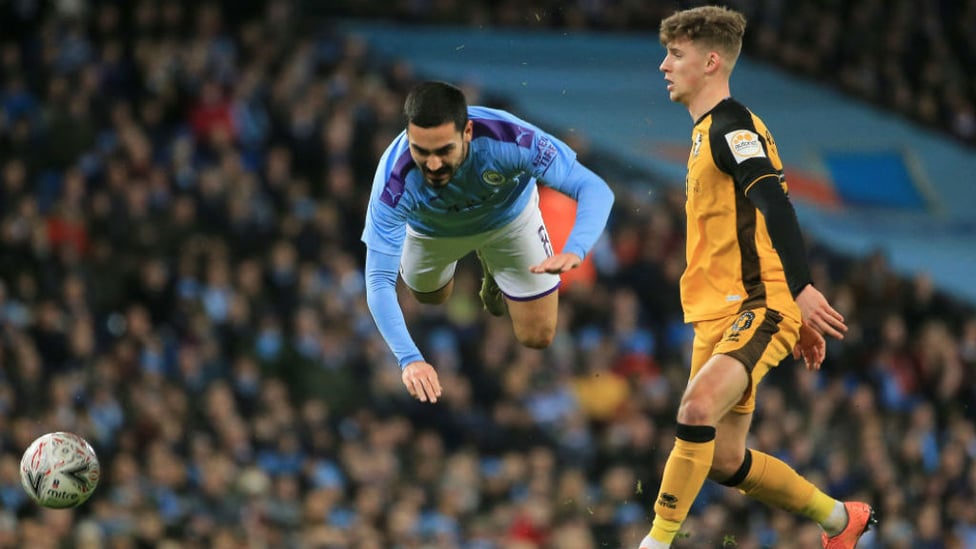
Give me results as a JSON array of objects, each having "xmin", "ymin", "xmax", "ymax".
[{"xmin": 190, "ymin": 79, "xmax": 236, "ymax": 145}]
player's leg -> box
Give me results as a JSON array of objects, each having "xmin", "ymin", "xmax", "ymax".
[
  {"xmin": 476, "ymin": 249, "xmax": 506, "ymax": 316},
  {"xmin": 506, "ymin": 289, "xmax": 559, "ymax": 348},
  {"xmin": 713, "ymin": 409, "xmax": 828, "ymax": 513},
  {"xmin": 644, "ymin": 355, "xmax": 750, "ymax": 547},
  {"xmin": 642, "ymin": 317, "xmax": 749, "ymax": 548},
  {"xmin": 479, "ymin": 194, "xmax": 560, "ymax": 348},
  {"xmin": 709, "ymin": 413, "xmax": 874, "ymax": 546},
  {"xmin": 709, "ymin": 311, "xmax": 876, "ymax": 548},
  {"xmin": 399, "ymin": 226, "xmax": 469, "ymax": 305},
  {"xmin": 708, "ymin": 409, "xmax": 751, "ymax": 482}
]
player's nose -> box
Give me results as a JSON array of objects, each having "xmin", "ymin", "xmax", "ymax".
[{"xmin": 426, "ymin": 156, "xmax": 443, "ymax": 171}]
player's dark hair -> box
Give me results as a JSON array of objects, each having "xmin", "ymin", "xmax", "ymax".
[{"xmin": 404, "ymin": 81, "xmax": 468, "ymax": 131}]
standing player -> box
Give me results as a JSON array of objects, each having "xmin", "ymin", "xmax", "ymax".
[
  {"xmin": 639, "ymin": 6, "xmax": 875, "ymax": 549},
  {"xmin": 362, "ymin": 81, "xmax": 614, "ymax": 404}
]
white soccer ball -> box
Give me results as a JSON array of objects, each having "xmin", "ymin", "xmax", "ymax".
[{"xmin": 20, "ymin": 432, "xmax": 101, "ymax": 509}]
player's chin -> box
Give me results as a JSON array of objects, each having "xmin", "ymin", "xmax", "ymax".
[{"xmin": 424, "ymin": 172, "xmax": 451, "ymax": 187}]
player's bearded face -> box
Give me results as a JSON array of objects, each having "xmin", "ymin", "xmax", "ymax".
[{"xmin": 407, "ymin": 121, "xmax": 472, "ymax": 188}]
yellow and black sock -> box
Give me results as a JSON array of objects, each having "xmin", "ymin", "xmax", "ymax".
[
  {"xmin": 721, "ymin": 449, "xmax": 836, "ymax": 523},
  {"xmin": 648, "ymin": 423, "xmax": 716, "ymax": 545}
]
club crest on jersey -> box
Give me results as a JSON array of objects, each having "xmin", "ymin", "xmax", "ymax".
[
  {"xmin": 692, "ymin": 131, "xmax": 703, "ymax": 158},
  {"xmin": 482, "ymin": 171, "xmax": 505, "ymax": 185},
  {"xmin": 724, "ymin": 129, "xmax": 765, "ymax": 164},
  {"xmin": 731, "ymin": 311, "xmax": 755, "ymax": 332}
]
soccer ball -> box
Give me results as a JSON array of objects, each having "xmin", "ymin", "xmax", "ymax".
[{"xmin": 20, "ymin": 432, "xmax": 101, "ymax": 509}]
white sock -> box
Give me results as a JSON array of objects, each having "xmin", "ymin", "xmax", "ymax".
[
  {"xmin": 638, "ymin": 534, "xmax": 670, "ymax": 549},
  {"xmin": 820, "ymin": 501, "xmax": 849, "ymax": 536}
]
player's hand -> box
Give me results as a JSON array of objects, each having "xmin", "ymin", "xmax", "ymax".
[
  {"xmin": 794, "ymin": 284, "xmax": 847, "ymax": 340},
  {"xmin": 529, "ymin": 252, "xmax": 582, "ymax": 274},
  {"xmin": 793, "ymin": 322, "xmax": 825, "ymax": 370},
  {"xmin": 401, "ymin": 361, "xmax": 442, "ymax": 403}
]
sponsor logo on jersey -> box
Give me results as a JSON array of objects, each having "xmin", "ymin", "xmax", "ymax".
[
  {"xmin": 724, "ymin": 130, "xmax": 765, "ymax": 164},
  {"xmin": 692, "ymin": 131, "xmax": 703, "ymax": 158},
  {"xmin": 531, "ymin": 135, "xmax": 558, "ymax": 173}
]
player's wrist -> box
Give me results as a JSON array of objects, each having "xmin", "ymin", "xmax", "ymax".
[
  {"xmin": 563, "ymin": 246, "xmax": 586, "ymax": 261},
  {"xmin": 399, "ymin": 355, "xmax": 425, "ymax": 370},
  {"xmin": 790, "ymin": 280, "xmax": 814, "ymax": 298}
]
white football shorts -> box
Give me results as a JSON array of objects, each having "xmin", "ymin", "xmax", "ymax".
[{"xmin": 400, "ymin": 187, "xmax": 561, "ymax": 300}]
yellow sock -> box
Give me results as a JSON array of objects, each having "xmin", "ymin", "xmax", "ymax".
[
  {"xmin": 733, "ymin": 449, "xmax": 834, "ymax": 521},
  {"xmin": 801, "ymin": 489, "xmax": 840, "ymax": 525},
  {"xmin": 648, "ymin": 517, "xmax": 681, "ymax": 545},
  {"xmin": 649, "ymin": 424, "xmax": 716, "ymax": 544}
]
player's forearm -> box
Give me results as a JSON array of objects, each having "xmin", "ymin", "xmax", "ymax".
[
  {"xmin": 366, "ymin": 290, "xmax": 425, "ymax": 368},
  {"xmin": 365, "ymin": 249, "xmax": 425, "ymax": 368},
  {"xmin": 559, "ymin": 163, "xmax": 615, "ymax": 259},
  {"xmin": 746, "ymin": 177, "xmax": 813, "ymax": 296}
]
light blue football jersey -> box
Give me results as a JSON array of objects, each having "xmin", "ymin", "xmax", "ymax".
[{"xmin": 362, "ymin": 106, "xmax": 584, "ymax": 256}]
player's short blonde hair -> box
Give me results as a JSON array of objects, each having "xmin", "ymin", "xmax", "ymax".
[{"xmin": 659, "ymin": 6, "xmax": 746, "ymax": 63}]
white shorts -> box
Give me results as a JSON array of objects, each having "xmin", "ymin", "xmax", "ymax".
[{"xmin": 400, "ymin": 187, "xmax": 561, "ymax": 300}]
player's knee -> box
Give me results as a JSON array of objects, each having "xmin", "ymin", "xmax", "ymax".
[
  {"xmin": 675, "ymin": 396, "xmax": 716, "ymax": 426},
  {"xmin": 515, "ymin": 324, "xmax": 555, "ymax": 349}
]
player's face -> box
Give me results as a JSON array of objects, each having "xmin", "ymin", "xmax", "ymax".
[
  {"xmin": 659, "ymin": 38, "xmax": 708, "ymax": 106},
  {"xmin": 407, "ymin": 120, "xmax": 472, "ymax": 188}
]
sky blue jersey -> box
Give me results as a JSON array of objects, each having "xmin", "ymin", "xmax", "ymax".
[
  {"xmin": 362, "ymin": 106, "xmax": 609, "ymax": 257},
  {"xmin": 362, "ymin": 106, "xmax": 614, "ymax": 368}
]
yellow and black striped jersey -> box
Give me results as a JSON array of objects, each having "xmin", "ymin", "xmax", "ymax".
[{"xmin": 680, "ymin": 98, "xmax": 805, "ymax": 323}]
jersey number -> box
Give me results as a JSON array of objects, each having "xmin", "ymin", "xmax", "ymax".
[{"xmin": 537, "ymin": 225, "xmax": 554, "ymax": 258}]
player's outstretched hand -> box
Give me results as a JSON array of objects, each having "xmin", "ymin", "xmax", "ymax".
[
  {"xmin": 795, "ymin": 284, "xmax": 848, "ymax": 340},
  {"xmin": 793, "ymin": 322, "xmax": 826, "ymax": 370},
  {"xmin": 401, "ymin": 361, "xmax": 442, "ymax": 403},
  {"xmin": 529, "ymin": 252, "xmax": 582, "ymax": 274}
]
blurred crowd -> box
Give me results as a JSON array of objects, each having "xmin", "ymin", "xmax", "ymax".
[
  {"xmin": 324, "ymin": 0, "xmax": 976, "ymax": 147},
  {"xmin": 0, "ymin": 1, "xmax": 975, "ymax": 548}
]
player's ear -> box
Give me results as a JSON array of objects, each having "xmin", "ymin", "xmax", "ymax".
[
  {"xmin": 463, "ymin": 120, "xmax": 473, "ymax": 141},
  {"xmin": 705, "ymin": 51, "xmax": 721, "ymax": 73}
]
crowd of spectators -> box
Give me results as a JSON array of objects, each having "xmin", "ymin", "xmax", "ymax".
[
  {"xmin": 322, "ymin": 0, "xmax": 976, "ymax": 147},
  {"xmin": 0, "ymin": 1, "xmax": 974, "ymax": 548}
]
